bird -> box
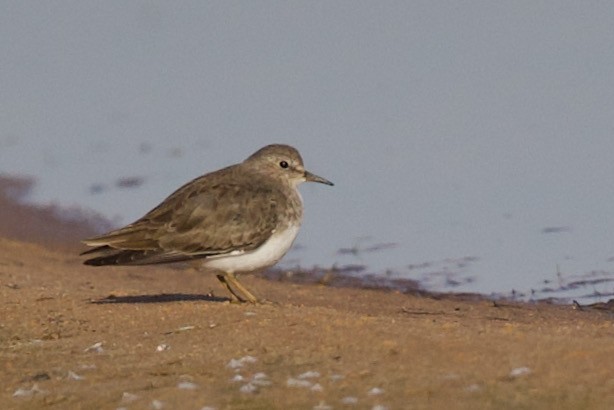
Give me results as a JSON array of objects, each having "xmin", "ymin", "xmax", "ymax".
[{"xmin": 81, "ymin": 144, "xmax": 333, "ymax": 303}]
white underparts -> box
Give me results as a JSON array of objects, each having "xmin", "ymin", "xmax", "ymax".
[{"xmin": 201, "ymin": 225, "xmax": 301, "ymax": 273}]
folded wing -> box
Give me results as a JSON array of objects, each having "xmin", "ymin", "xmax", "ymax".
[{"xmin": 81, "ymin": 172, "xmax": 281, "ymax": 266}]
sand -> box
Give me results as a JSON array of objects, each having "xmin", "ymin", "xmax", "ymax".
[{"xmin": 1, "ymin": 175, "xmax": 614, "ymax": 409}]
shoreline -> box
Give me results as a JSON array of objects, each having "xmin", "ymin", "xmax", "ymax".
[
  {"xmin": 0, "ymin": 174, "xmax": 613, "ymax": 407},
  {"xmin": 1, "ymin": 236, "xmax": 614, "ymax": 408},
  {"xmin": 1, "ymin": 173, "xmax": 612, "ymax": 307}
]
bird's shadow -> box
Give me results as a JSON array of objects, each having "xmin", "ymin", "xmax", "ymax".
[{"xmin": 90, "ymin": 293, "xmax": 229, "ymax": 304}]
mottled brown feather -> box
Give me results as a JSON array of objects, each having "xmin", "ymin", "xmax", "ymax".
[{"xmin": 81, "ymin": 153, "xmax": 304, "ymax": 266}]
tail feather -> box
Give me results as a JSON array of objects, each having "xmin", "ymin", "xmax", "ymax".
[
  {"xmin": 82, "ymin": 247, "xmax": 201, "ymax": 266},
  {"xmin": 83, "ymin": 249, "xmax": 152, "ymax": 266}
]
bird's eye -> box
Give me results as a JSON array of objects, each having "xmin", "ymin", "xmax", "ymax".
[{"xmin": 279, "ymin": 160, "xmax": 289, "ymax": 169}]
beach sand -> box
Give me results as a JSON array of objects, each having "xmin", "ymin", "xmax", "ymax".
[{"xmin": 1, "ymin": 175, "xmax": 613, "ymax": 409}]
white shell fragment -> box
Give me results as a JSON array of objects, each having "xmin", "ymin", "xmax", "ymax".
[
  {"xmin": 509, "ymin": 367, "xmax": 531, "ymax": 378},
  {"xmin": 239, "ymin": 383, "xmax": 258, "ymax": 394},
  {"xmin": 236, "ymin": 372, "xmax": 271, "ymax": 393},
  {"xmin": 313, "ymin": 401, "xmax": 333, "ymax": 410},
  {"xmin": 13, "ymin": 384, "xmax": 47, "ymax": 398},
  {"xmin": 310, "ymin": 383, "xmax": 323, "ymax": 392},
  {"xmin": 298, "ymin": 370, "xmax": 321, "ymax": 379},
  {"xmin": 151, "ymin": 399, "xmax": 164, "ymax": 409},
  {"xmin": 368, "ymin": 387, "xmax": 385, "ymax": 396},
  {"xmin": 286, "ymin": 377, "xmax": 313, "ymax": 388},
  {"xmin": 177, "ymin": 381, "xmax": 198, "ymax": 390},
  {"xmin": 121, "ymin": 392, "xmax": 139, "ymax": 403},
  {"xmin": 341, "ymin": 396, "xmax": 359, "ymax": 404},
  {"xmin": 226, "ymin": 355, "xmax": 257, "ymax": 370},
  {"xmin": 251, "ymin": 372, "xmax": 271, "ymax": 387},
  {"xmin": 156, "ymin": 344, "xmax": 170, "ymax": 352},
  {"xmin": 67, "ymin": 370, "xmax": 84, "ymax": 380},
  {"xmin": 84, "ymin": 341, "xmax": 104, "ymax": 353}
]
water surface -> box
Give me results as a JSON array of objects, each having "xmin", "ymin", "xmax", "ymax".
[{"xmin": 2, "ymin": 2, "xmax": 614, "ymax": 302}]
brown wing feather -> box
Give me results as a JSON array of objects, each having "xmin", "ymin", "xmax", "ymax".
[{"xmin": 82, "ymin": 166, "xmax": 289, "ymax": 266}]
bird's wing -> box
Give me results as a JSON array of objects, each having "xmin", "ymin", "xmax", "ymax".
[{"xmin": 82, "ymin": 170, "xmax": 284, "ymax": 265}]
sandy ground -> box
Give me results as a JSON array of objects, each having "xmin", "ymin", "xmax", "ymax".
[{"xmin": 1, "ymin": 175, "xmax": 614, "ymax": 409}]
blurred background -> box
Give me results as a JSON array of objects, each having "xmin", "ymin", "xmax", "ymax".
[{"xmin": 2, "ymin": 2, "xmax": 614, "ymax": 302}]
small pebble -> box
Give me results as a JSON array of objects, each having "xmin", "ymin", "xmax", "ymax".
[
  {"xmin": 241, "ymin": 355, "xmax": 257, "ymax": 364},
  {"xmin": 310, "ymin": 383, "xmax": 323, "ymax": 392},
  {"xmin": 313, "ymin": 401, "xmax": 333, "ymax": 410},
  {"xmin": 177, "ymin": 381, "xmax": 198, "ymax": 390},
  {"xmin": 341, "ymin": 396, "xmax": 359, "ymax": 405},
  {"xmin": 84, "ymin": 341, "xmax": 103, "ymax": 353},
  {"xmin": 68, "ymin": 370, "xmax": 84, "ymax": 380},
  {"xmin": 29, "ymin": 372, "xmax": 50, "ymax": 382},
  {"xmin": 240, "ymin": 383, "xmax": 258, "ymax": 394},
  {"xmin": 287, "ymin": 377, "xmax": 313, "ymax": 388},
  {"xmin": 368, "ymin": 387, "xmax": 384, "ymax": 396},
  {"xmin": 164, "ymin": 325, "xmax": 196, "ymax": 334},
  {"xmin": 372, "ymin": 405, "xmax": 388, "ymax": 410},
  {"xmin": 227, "ymin": 359, "xmax": 243, "ymax": 369},
  {"xmin": 13, "ymin": 388, "xmax": 31, "ymax": 398},
  {"xmin": 251, "ymin": 373, "xmax": 271, "ymax": 386},
  {"xmin": 151, "ymin": 399, "xmax": 164, "ymax": 409},
  {"xmin": 298, "ymin": 370, "xmax": 321, "ymax": 379},
  {"xmin": 13, "ymin": 384, "xmax": 46, "ymax": 398},
  {"xmin": 121, "ymin": 392, "xmax": 139, "ymax": 403},
  {"xmin": 227, "ymin": 355, "xmax": 257, "ymax": 370},
  {"xmin": 156, "ymin": 344, "xmax": 170, "ymax": 352},
  {"xmin": 509, "ymin": 367, "xmax": 531, "ymax": 378}
]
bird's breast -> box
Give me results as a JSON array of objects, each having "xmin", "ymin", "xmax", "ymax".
[{"xmin": 201, "ymin": 224, "xmax": 301, "ymax": 273}]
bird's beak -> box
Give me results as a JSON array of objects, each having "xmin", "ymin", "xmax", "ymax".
[{"xmin": 304, "ymin": 170, "xmax": 334, "ymax": 186}]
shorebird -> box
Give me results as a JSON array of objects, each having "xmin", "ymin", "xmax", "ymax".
[{"xmin": 81, "ymin": 144, "xmax": 333, "ymax": 303}]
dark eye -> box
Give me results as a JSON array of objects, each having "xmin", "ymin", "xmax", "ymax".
[{"xmin": 279, "ymin": 160, "xmax": 289, "ymax": 169}]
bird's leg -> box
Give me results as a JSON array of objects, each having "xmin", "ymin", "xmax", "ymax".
[
  {"xmin": 216, "ymin": 274, "xmax": 244, "ymax": 303},
  {"xmin": 223, "ymin": 272, "xmax": 259, "ymax": 303}
]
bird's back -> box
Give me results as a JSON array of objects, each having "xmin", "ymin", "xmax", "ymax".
[{"xmin": 81, "ymin": 164, "xmax": 302, "ymax": 266}]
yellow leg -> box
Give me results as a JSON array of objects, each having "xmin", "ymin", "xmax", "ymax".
[
  {"xmin": 216, "ymin": 273, "xmax": 259, "ymax": 303},
  {"xmin": 226, "ymin": 272, "xmax": 259, "ymax": 303},
  {"xmin": 216, "ymin": 274, "xmax": 242, "ymax": 302}
]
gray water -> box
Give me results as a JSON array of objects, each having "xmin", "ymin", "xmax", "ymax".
[{"xmin": 2, "ymin": 2, "xmax": 614, "ymax": 302}]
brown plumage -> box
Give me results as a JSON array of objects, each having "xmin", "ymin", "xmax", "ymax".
[{"xmin": 81, "ymin": 144, "xmax": 333, "ymax": 302}]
